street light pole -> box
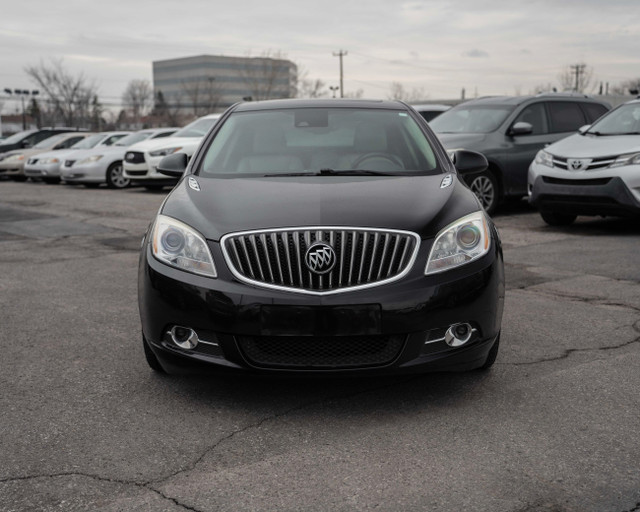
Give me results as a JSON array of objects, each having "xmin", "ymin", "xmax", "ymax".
[{"xmin": 329, "ymin": 86, "xmax": 339, "ymax": 98}]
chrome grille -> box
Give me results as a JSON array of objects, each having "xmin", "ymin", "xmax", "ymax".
[
  {"xmin": 221, "ymin": 227, "xmax": 420, "ymax": 295},
  {"xmin": 551, "ymin": 155, "xmax": 616, "ymax": 171}
]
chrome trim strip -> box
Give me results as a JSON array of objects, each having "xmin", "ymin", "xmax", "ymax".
[
  {"xmin": 424, "ymin": 328, "xmax": 478, "ymax": 345},
  {"xmin": 220, "ymin": 226, "xmax": 421, "ymax": 296},
  {"xmin": 198, "ymin": 338, "xmax": 219, "ymax": 347}
]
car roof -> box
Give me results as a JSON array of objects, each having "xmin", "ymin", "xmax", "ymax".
[
  {"xmin": 459, "ymin": 93, "xmax": 607, "ymax": 108},
  {"xmin": 233, "ymin": 99, "xmax": 407, "ymax": 112}
]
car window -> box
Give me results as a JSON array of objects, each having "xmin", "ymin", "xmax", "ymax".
[
  {"xmin": 200, "ymin": 108, "xmax": 440, "ymax": 177},
  {"xmin": 72, "ymin": 134, "xmax": 103, "ymax": 149},
  {"xmin": 34, "ymin": 133, "xmax": 69, "ymax": 149},
  {"xmin": 57, "ymin": 136, "xmax": 85, "ymax": 149},
  {"xmin": 547, "ymin": 102, "xmax": 587, "ymax": 133},
  {"xmin": 102, "ymin": 134, "xmax": 127, "ymax": 146},
  {"xmin": 430, "ymin": 106, "xmax": 514, "ymax": 133},
  {"xmin": 114, "ymin": 132, "xmax": 152, "ymax": 146},
  {"xmin": 587, "ymin": 103, "xmax": 640, "ymax": 135},
  {"xmin": 152, "ymin": 131, "xmax": 176, "ymax": 138},
  {"xmin": 581, "ymin": 103, "xmax": 609, "ymax": 124},
  {"xmin": 0, "ymin": 130, "xmax": 38, "ymax": 145},
  {"xmin": 512, "ymin": 102, "xmax": 547, "ymax": 135}
]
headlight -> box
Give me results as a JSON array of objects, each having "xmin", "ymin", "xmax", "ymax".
[
  {"xmin": 39, "ymin": 157, "xmax": 59, "ymax": 164},
  {"xmin": 534, "ymin": 150, "xmax": 553, "ymax": 168},
  {"xmin": 151, "ymin": 215, "xmax": 216, "ymax": 278},
  {"xmin": 79, "ymin": 155, "xmax": 103, "ymax": 164},
  {"xmin": 610, "ymin": 152, "xmax": 640, "ymax": 168},
  {"xmin": 4, "ymin": 154, "xmax": 25, "ymax": 163},
  {"xmin": 149, "ymin": 147, "xmax": 182, "ymax": 157},
  {"xmin": 425, "ymin": 211, "xmax": 490, "ymax": 274}
]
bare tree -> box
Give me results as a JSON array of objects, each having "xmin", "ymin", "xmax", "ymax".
[
  {"xmin": 388, "ymin": 82, "xmax": 428, "ymax": 102},
  {"xmin": 294, "ymin": 64, "xmax": 328, "ymax": 98},
  {"xmin": 25, "ymin": 58, "xmax": 99, "ymax": 127},
  {"xmin": 180, "ymin": 76, "xmax": 221, "ymax": 115},
  {"xmin": 558, "ymin": 63, "xmax": 594, "ymax": 93},
  {"xmin": 241, "ymin": 50, "xmax": 296, "ymax": 101},
  {"xmin": 122, "ymin": 79, "xmax": 153, "ymax": 127}
]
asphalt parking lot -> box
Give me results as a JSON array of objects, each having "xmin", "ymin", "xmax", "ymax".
[{"xmin": 1, "ymin": 180, "xmax": 639, "ymax": 512}]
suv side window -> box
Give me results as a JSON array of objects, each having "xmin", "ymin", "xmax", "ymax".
[
  {"xmin": 581, "ymin": 103, "xmax": 608, "ymax": 124},
  {"xmin": 513, "ymin": 102, "xmax": 548, "ymax": 135},
  {"xmin": 547, "ymin": 102, "xmax": 587, "ymax": 133}
]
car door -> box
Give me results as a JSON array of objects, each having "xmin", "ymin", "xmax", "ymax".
[{"xmin": 502, "ymin": 102, "xmax": 549, "ymax": 196}]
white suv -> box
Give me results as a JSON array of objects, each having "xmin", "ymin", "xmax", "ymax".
[
  {"xmin": 528, "ymin": 98, "xmax": 640, "ymax": 225},
  {"xmin": 123, "ymin": 114, "xmax": 221, "ymax": 190}
]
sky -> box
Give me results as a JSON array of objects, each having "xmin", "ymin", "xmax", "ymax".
[{"xmin": 1, "ymin": 0, "xmax": 639, "ymax": 115}]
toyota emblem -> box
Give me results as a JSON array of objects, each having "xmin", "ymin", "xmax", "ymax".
[{"xmin": 305, "ymin": 242, "xmax": 337, "ymax": 275}]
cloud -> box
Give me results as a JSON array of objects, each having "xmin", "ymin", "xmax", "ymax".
[{"xmin": 463, "ymin": 49, "xmax": 490, "ymax": 58}]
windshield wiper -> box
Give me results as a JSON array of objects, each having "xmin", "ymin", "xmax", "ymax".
[{"xmin": 262, "ymin": 169, "xmax": 394, "ymax": 177}]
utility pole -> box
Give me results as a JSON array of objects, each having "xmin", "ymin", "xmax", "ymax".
[
  {"xmin": 333, "ymin": 50, "xmax": 348, "ymax": 98},
  {"xmin": 570, "ymin": 63, "xmax": 586, "ymax": 92}
]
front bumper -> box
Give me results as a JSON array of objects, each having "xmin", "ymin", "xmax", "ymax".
[
  {"xmin": 139, "ymin": 231, "xmax": 505, "ymax": 375},
  {"xmin": 61, "ymin": 161, "xmax": 105, "ymax": 183},
  {"xmin": 24, "ymin": 162, "xmax": 64, "ymax": 178},
  {"xmin": 529, "ymin": 172, "xmax": 640, "ymax": 218},
  {"xmin": 0, "ymin": 161, "xmax": 25, "ymax": 177},
  {"xmin": 124, "ymin": 156, "xmax": 178, "ymax": 185}
]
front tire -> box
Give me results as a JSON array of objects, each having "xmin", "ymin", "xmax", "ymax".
[
  {"xmin": 540, "ymin": 211, "xmax": 577, "ymax": 226},
  {"xmin": 469, "ymin": 170, "xmax": 499, "ymax": 215},
  {"xmin": 106, "ymin": 161, "xmax": 129, "ymax": 189}
]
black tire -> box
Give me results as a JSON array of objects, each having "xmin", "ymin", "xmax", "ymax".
[
  {"xmin": 469, "ymin": 170, "xmax": 499, "ymax": 215},
  {"xmin": 143, "ymin": 336, "xmax": 166, "ymax": 373},
  {"xmin": 144, "ymin": 184, "xmax": 165, "ymax": 192},
  {"xmin": 43, "ymin": 177, "xmax": 61, "ymax": 184},
  {"xmin": 479, "ymin": 333, "xmax": 500, "ymax": 370},
  {"xmin": 106, "ymin": 161, "xmax": 129, "ymax": 189},
  {"xmin": 12, "ymin": 176, "xmax": 28, "ymax": 182},
  {"xmin": 540, "ymin": 211, "xmax": 577, "ymax": 226}
]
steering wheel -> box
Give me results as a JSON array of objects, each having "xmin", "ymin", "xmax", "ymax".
[{"xmin": 351, "ymin": 152, "xmax": 404, "ymax": 171}]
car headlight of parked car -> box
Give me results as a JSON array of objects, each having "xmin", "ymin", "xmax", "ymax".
[
  {"xmin": 149, "ymin": 147, "xmax": 183, "ymax": 157},
  {"xmin": 610, "ymin": 152, "xmax": 640, "ymax": 168},
  {"xmin": 3, "ymin": 154, "xmax": 25, "ymax": 163},
  {"xmin": 534, "ymin": 150, "xmax": 553, "ymax": 168},
  {"xmin": 425, "ymin": 211, "xmax": 490, "ymax": 274},
  {"xmin": 151, "ymin": 215, "xmax": 217, "ymax": 278},
  {"xmin": 79, "ymin": 155, "xmax": 103, "ymax": 164},
  {"xmin": 39, "ymin": 157, "xmax": 60, "ymax": 164}
]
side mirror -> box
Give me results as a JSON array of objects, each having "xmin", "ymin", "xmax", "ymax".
[
  {"xmin": 578, "ymin": 124, "xmax": 591, "ymax": 134},
  {"xmin": 451, "ymin": 149, "xmax": 488, "ymax": 175},
  {"xmin": 509, "ymin": 122, "xmax": 533, "ymax": 136},
  {"xmin": 157, "ymin": 152, "xmax": 188, "ymax": 177}
]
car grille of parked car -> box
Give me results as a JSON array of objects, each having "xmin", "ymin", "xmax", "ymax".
[
  {"xmin": 222, "ymin": 228, "xmax": 420, "ymax": 294},
  {"xmin": 551, "ymin": 155, "xmax": 616, "ymax": 171},
  {"xmin": 65, "ymin": 160, "xmax": 76, "ymax": 167},
  {"xmin": 125, "ymin": 151, "xmax": 145, "ymax": 164},
  {"xmin": 27, "ymin": 158, "xmax": 38, "ymax": 165},
  {"xmin": 236, "ymin": 334, "xmax": 406, "ymax": 369},
  {"xmin": 542, "ymin": 177, "xmax": 612, "ymax": 186}
]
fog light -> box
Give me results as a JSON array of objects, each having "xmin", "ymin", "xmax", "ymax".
[
  {"xmin": 169, "ymin": 326, "xmax": 199, "ymax": 349},
  {"xmin": 445, "ymin": 323, "xmax": 473, "ymax": 347}
]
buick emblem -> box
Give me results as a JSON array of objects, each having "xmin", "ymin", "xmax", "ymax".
[
  {"xmin": 305, "ymin": 242, "xmax": 336, "ymax": 275},
  {"xmin": 567, "ymin": 158, "xmax": 590, "ymax": 171}
]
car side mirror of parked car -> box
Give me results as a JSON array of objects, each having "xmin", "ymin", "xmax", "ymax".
[
  {"xmin": 452, "ymin": 149, "xmax": 488, "ymax": 175},
  {"xmin": 578, "ymin": 124, "xmax": 591, "ymax": 134},
  {"xmin": 157, "ymin": 152, "xmax": 188, "ymax": 177},
  {"xmin": 509, "ymin": 122, "xmax": 533, "ymax": 136}
]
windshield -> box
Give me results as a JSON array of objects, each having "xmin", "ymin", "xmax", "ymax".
[
  {"xmin": 199, "ymin": 108, "xmax": 440, "ymax": 177},
  {"xmin": 71, "ymin": 134, "xmax": 104, "ymax": 149},
  {"xmin": 34, "ymin": 133, "xmax": 68, "ymax": 149},
  {"xmin": 430, "ymin": 105, "xmax": 514, "ymax": 133},
  {"xmin": 587, "ymin": 103, "xmax": 640, "ymax": 135},
  {"xmin": 174, "ymin": 117, "xmax": 218, "ymax": 138},
  {"xmin": 1, "ymin": 130, "xmax": 37, "ymax": 145},
  {"xmin": 114, "ymin": 132, "xmax": 153, "ymax": 146}
]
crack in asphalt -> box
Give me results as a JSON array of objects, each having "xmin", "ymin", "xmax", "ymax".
[{"xmin": 0, "ymin": 376, "xmax": 419, "ymax": 511}]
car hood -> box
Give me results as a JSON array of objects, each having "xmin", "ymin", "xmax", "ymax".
[
  {"xmin": 547, "ymin": 133, "xmax": 640, "ymax": 158},
  {"xmin": 161, "ymin": 174, "xmax": 479, "ymax": 241},
  {"xmin": 28, "ymin": 148, "xmax": 81, "ymax": 161},
  {"xmin": 75, "ymin": 145, "xmax": 127, "ymax": 159},
  {"xmin": 128, "ymin": 135, "xmax": 203, "ymax": 154},
  {"xmin": 434, "ymin": 133, "xmax": 488, "ymax": 151}
]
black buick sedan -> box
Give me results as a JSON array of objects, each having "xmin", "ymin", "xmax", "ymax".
[{"xmin": 138, "ymin": 99, "xmax": 504, "ymax": 375}]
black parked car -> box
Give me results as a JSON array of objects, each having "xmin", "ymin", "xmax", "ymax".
[
  {"xmin": 0, "ymin": 127, "xmax": 82, "ymax": 154},
  {"xmin": 139, "ymin": 99, "xmax": 504, "ymax": 375},
  {"xmin": 430, "ymin": 93, "xmax": 610, "ymax": 214}
]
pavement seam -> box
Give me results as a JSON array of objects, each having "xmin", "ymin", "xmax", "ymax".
[{"xmin": 0, "ymin": 472, "xmax": 205, "ymax": 512}]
